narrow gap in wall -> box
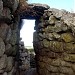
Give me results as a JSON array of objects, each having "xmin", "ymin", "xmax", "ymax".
[{"xmin": 20, "ymin": 19, "xmax": 36, "ymax": 68}]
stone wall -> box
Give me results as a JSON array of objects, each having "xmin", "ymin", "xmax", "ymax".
[
  {"xmin": 0, "ymin": 0, "xmax": 23, "ymax": 75},
  {"xmin": 33, "ymin": 8, "xmax": 75, "ymax": 75},
  {"xmin": 19, "ymin": 40, "xmax": 30, "ymax": 74}
]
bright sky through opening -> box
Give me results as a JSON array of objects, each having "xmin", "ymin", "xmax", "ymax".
[
  {"xmin": 20, "ymin": 0, "xmax": 74, "ymax": 48},
  {"xmin": 20, "ymin": 19, "xmax": 35, "ymax": 48}
]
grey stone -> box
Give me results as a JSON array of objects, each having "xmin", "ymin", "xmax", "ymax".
[
  {"xmin": 33, "ymin": 32, "xmax": 39, "ymax": 42},
  {"xmin": 11, "ymin": 45, "xmax": 17, "ymax": 56},
  {"xmin": 5, "ymin": 28, "xmax": 11, "ymax": 43},
  {"xmin": 48, "ymin": 8, "xmax": 67, "ymax": 18},
  {"xmin": 48, "ymin": 15, "xmax": 56, "ymax": 24},
  {"xmin": 0, "ymin": 23, "xmax": 9, "ymax": 40},
  {"xmin": 12, "ymin": 0, "xmax": 19, "ymax": 12},
  {"xmin": 59, "ymin": 67, "xmax": 74, "ymax": 74},
  {"xmin": 0, "ymin": 55, "xmax": 7, "ymax": 73},
  {"xmin": 20, "ymin": 52, "xmax": 28, "ymax": 57},
  {"xmin": 8, "ymin": 67, "xmax": 15, "ymax": 75},
  {"xmin": 6, "ymin": 57, "xmax": 13, "ymax": 72},
  {"xmin": 3, "ymin": 72, "xmax": 7, "ymax": 75},
  {"xmin": 0, "ymin": 0, "xmax": 3, "ymax": 17},
  {"xmin": 2, "ymin": 0, "xmax": 19, "ymax": 12},
  {"xmin": 5, "ymin": 44, "xmax": 17, "ymax": 56},
  {"xmin": 0, "ymin": 37, "xmax": 5, "ymax": 57},
  {"xmin": 29, "ymin": 3, "xmax": 50, "ymax": 10},
  {"xmin": 10, "ymin": 30, "xmax": 17, "ymax": 45},
  {"xmin": 19, "ymin": 41, "xmax": 24, "ymax": 46},
  {"xmin": 2, "ymin": 7, "xmax": 11, "ymax": 20},
  {"xmin": 5, "ymin": 44, "xmax": 12, "ymax": 55}
]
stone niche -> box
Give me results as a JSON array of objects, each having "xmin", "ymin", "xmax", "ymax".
[{"xmin": 0, "ymin": 0, "xmax": 75, "ymax": 75}]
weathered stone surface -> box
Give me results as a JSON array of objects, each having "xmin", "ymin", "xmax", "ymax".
[
  {"xmin": 29, "ymin": 3, "xmax": 50, "ymax": 10},
  {"xmin": 2, "ymin": 0, "xmax": 19, "ymax": 12},
  {"xmin": 43, "ymin": 39, "xmax": 49, "ymax": 48},
  {"xmin": 11, "ymin": 45, "xmax": 17, "ymax": 56},
  {"xmin": 59, "ymin": 67, "xmax": 74, "ymax": 74},
  {"xmin": 46, "ymin": 65, "xmax": 59, "ymax": 73},
  {"xmin": 3, "ymin": 72, "xmax": 8, "ymax": 75},
  {"xmin": 19, "ymin": 41, "xmax": 24, "ymax": 46},
  {"xmin": 48, "ymin": 15, "xmax": 56, "ymax": 24},
  {"xmin": 5, "ymin": 44, "xmax": 12, "ymax": 55},
  {"xmin": 0, "ymin": 37, "xmax": 5, "ymax": 57},
  {"xmin": 45, "ymin": 32, "xmax": 60, "ymax": 40},
  {"xmin": 2, "ymin": 7, "xmax": 11, "ymax": 20},
  {"xmin": 33, "ymin": 7, "xmax": 75, "ymax": 75},
  {"xmin": 64, "ymin": 43, "xmax": 75, "ymax": 53},
  {"xmin": 0, "ymin": 23, "xmax": 9, "ymax": 40},
  {"xmin": 5, "ymin": 28, "xmax": 11, "ymax": 43},
  {"xmin": 61, "ymin": 33, "xmax": 74, "ymax": 42},
  {"xmin": 33, "ymin": 32, "xmax": 39, "ymax": 42},
  {"xmin": 48, "ymin": 8, "xmax": 67, "ymax": 18},
  {"xmin": 0, "ymin": 0, "xmax": 3, "ymax": 17},
  {"xmin": 5, "ymin": 44, "xmax": 17, "ymax": 56},
  {"xmin": 45, "ymin": 22, "xmax": 67, "ymax": 33},
  {"xmin": 49, "ymin": 41, "xmax": 64, "ymax": 52},
  {"xmin": 13, "ymin": 0, "xmax": 19, "ymax": 12},
  {"xmin": 72, "ymin": 64, "xmax": 75, "ymax": 72},
  {"xmin": 0, "ymin": 55, "xmax": 7, "ymax": 73},
  {"xmin": 10, "ymin": 30, "xmax": 17, "ymax": 45},
  {"xmin": 6, "ymin": 57, "xmax": 13, "ymax": 72},
  {"xmin": 8, "ymin": 67, "xmax": 14, "ymax": 75},
  {"xmin": 64, "ymin": 54, "xmax": 75, "ymax": 63},
  {"xmin": 1, "ymin": 1, "xmax": 75, "ymax": 75}
]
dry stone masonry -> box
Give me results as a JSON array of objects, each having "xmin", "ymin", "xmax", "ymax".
[
  {"xmin": 19, "ymin": 41, "xmax": 30, "ymax": 71},
  {"xmin": 0, "ymin": 0, "xmax": 75, "ymax": 75},
  {"xmin": 33, "ymin": 7, "xmax": 75, "ymax": 75},
  {"xmin": 0, "ymin": 0, "xmax": 19, "ymax": 75}
]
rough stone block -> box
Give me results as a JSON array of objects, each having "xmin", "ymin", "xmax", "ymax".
[
  {"xmin": 64, "ymin": 54, "xmax": 75, "ymax": 63},
  {"xmin": 48, "ymin": 15, "xmax": 56, "ymax": 24},
  {"xmin": 0, "ymin": 0, "xmax": 3, "ymax": 17},
  {"xmin": 2, "ymin": 7, "xmax": 11, "ymax": 20},
  {"xmin": 43, "ymin": 39, "xmax": 49, "ymax": 48},
  {"xmin": 49, "ymin": 41, "xmax": 64, "ymax": 52},
  {"xmin": 7, "ymin": 67, "xmax": 14, "ymax": 75},
  {"xmin": 6, "ymin": 57, "xmax": 13, "ymax": 72},
  {"xmin": 64, "ymin": 43, "xmax": 75, "ymax": 53},
  {"xmin": 59, "ymin": 67, "xmax": 74, "ymax": 74},
  {"xmin": 0, "ymin": 37, "xmax": 5, "ymax": 57},
  {"xmin": 5, "ymin": 28, "xmax": 11, "ymax": 44},
  {"xmin": 3, "ymin": 72, "xmax": 8, "ymax": 75},
  {"xmin": 0, "ymin": 23, "xmax": 9, "ymax": 40},
  {"xmin": 2, "ymin": 0, "xmax": 19, "ymax": 12},
  {"xmin": 10, "ymin": 30, "xmax": 17, "ymax": 45},
  {"xmin": 61, "ymin": 33, "xmax": 74, "ymax": 43},
  {"xmin": 0, "ymin": 55, "xmax": 7, "ymax": 73}
]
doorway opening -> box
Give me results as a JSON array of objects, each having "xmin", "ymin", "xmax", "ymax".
[
  {"xmin": 20, "ymin": 19, "xmax": 36, "ymax": 68},
  {"xmin": 20, "ymin": 19, "xmax": 35, "ymax": 49}
]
